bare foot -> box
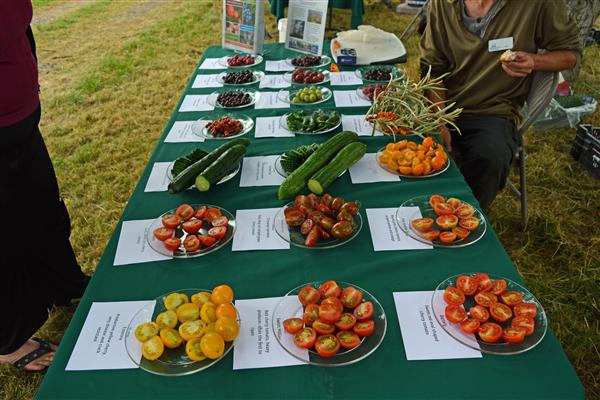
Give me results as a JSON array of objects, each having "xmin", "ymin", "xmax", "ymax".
[{"xmin": 0, "ymin": 339, "xmax": 58, "ymax": 371}]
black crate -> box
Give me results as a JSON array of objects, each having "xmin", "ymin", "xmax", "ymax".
[{"xmin": 571, "ymin": 124, "xmax": 600, "ymax": 181}]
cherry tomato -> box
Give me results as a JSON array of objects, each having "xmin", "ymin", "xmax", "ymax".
[
  {"xmin": 211, "ymin": 284, "xmax": 234, "ymax": 305},
  {"xmin": 160, "ymin": 327, "xmax": 183, "ymax": 349},
  {"xmin": 211, "ymin": 216, "xmax": 229, "ymax": 227},
  {"xmin": 154, "ymin": 227, "xmax": 174, "ymax": 241},
  {"xmin": 300, "ymin": 218, "xmax": 314, "ymax": 235},
  {"xmin": 195, "ymin": 205, "xmax": 207, "ymax": 219},
  {"xmin": 283, "ymin": 318, "xmax": 304, "ymax": 334},
  {"xmin": 200, "ymin": 332, "xmax": 225, "ymax": 359},
  {"xmin": 156, "ymin": 310, "xmax": 177, "ymax": 329},
  {"xmin": 340, "ymin": 287, "xmax": 363, "ymax": 309},
  {"xmin": 353, "ymin": 301, "xmax": 374, "ymax": 321},
  {"xmin": 319, "ymin": 217, "xmax": 336, "ymax": 233},
  {"xmin": 490, "ymin": 279, "xmax": 507, "ymax": 295},
  {"xmin": 298, "ymin": 286, "xmax": 320, "ymax": 305},
  {"xmin": 185, "ymin": 337, "xmax": 206, "ymax": 361},
  {"xmin": 446, "ymin": 197, "xmax": 462, "ymax": 210},
  {"xmin": 455, "ymin": 204, "xmax": 475, "ymax": 218},
  {"xmin": 443, "ymin": 286, "xmax": 465, "ymax": 306},
  {"xmin": 176, "ymin": 204, "xmax": 195, "ymax": 221},
  {"xmin": 511, "ymin": 315, "xmax": 535, "ymax": 336},
  {"xmin": 411, "ymin": 218, "xmax": 434, "ymax": 233},
  {"xmin": 445, "ymin": 305, "xmax": 467, "ymax": 323},
  {"xmin": 142, "ymin": 335, "xmax": 164, "ymax": 361},
  {"xmin": 429, "ymin": 194, "xmax": 445, "ymax": 208},
  {"xmin": 163, "ymin": 237, "xmax": 181, "ymax": 251},
  {"xmin": 501, "ymin": 291, "xmax": 524, "ymax": 307},
  {"xmin": 459, "ymin": 216, "xmax": 480, "ymax": 231},
  {"xmin": 353, "ymin": 320, "xmax": 375, "ymax": 337},
  {"xmin": 176, "ymin": 303, "xmax": 200, "ymax": 323},
  {"xmin": 331, "ymin": 221, "xmax": 354, "ymax": 239},
  {"xmin": 182, "ymin": 217, "xmax": 203, "ymax": 233},
  {"xmin": 474, "ymin": 291, "xmax": 497, "ymax": 307},
  {"xmin": 460, "ymin": 318, "xmax": 481, "ymax": 334},
  {"xmin": 208, "ymin": 226, "xmax": 227, "ymax": 239},
  {"xmin": 330, "ymin": 197, "xmax": 345, "ymax": 211},
  {"xmin": 162, "ymin": 214, "xmax": 181, "ymax": 229},
  {"xmin": 178, "ymin": 319, "xmax": 206, "ymax": 341},
  {"xmin": 452, "ymin": 227, "xmax": 470, "ymax": 239},
  {"xmin": 293, "ymin": 327, "xmax": 317, "ymax": 349},
  {"xmin": 191, "ymin": 291, "xmax": 212, "ymax": 307},
  {"xmin": 339, "ymin": 201, "xmax": 360, "ymax": 216},
  {"xmin": 319, "ymin": 280, "xmax": 342, "ymax": 298},
  {"xmin": 456, "ymin": 276, "xmax": 478, "ymax": 295},
  {"xmin": 514, "ymin": 303, "xmax": 537, "ymax": 319},
  {"xmin": 306, "ymin": 193, "xmax": 319, "ymax": 209},
  {"xmin": 164, "ymin": 292, "xmax": 188, "ymax": 310},
  {"xmin": 200, "ymin": 302, "xmax": 217, "ymax": 324},
  {"xmin": 183, "ymin": 235, "xmax": 201, "ymax": 252},
  {"xmin": 503, "ymin": 326, "xmax": 527, "ymax": 343},
  {"xmin": 315, "ymin": 334, "xmax": 340, "ymax": 357},
  {"xmin": 198, "ymin": 235, "xmax": 217, "ymax": 247},
  {"xmin": 490, "ymin": 302, "xmax": 513, "ymax": 322},
  {"xmin": 305, "ymin": 226, "xmax": 320, "ymax": 247},
  {"xmin": 422, "ymin": 230, "xmax": 440, "ymax": 241},
  {"xmin": 135, "ymin": 322, "xmax": 159, "ymax": 342},
  {"xmin": 474, "ymin": 273, "xmax": 493, "ymax": 291},
  {"xmin": 436, "ymin": 215, "xmax": 458, "ymax": 230},
  {"xmin": 469, "ymin": 305, "xmax": 490, "ymax": 322},
  {"xmin": 285, "ymin": 209, "xmax": 305, "ymax": 227},
  {"xmin": 433, "ymin": 202, "xmax": 454, "ymax": 216},
  {"xmin": 313, "ymin": 319, "xmax": 336, "ymax": 335},
  {"xmin": 334, "ymin": 313, "xmax": 357, "ymax": 330},
  {"xmin": 317, "ymin": 204, "xmax": 333, "ymax": 217},
  {"xmin": 204, "ymin": 207, "xmax": 222, "ymax": 223},
  {"xmin": 320, "ymin": 227, "xmax": 331, "ymax": 241},
  {"xmin": 215, "ymin": 316, "xmax": 239, "ymax": 341},
  {"xmin": 318, "ymin": 303, "xmax": 342, "ymax": 324},
  {"xmin": 321, "ymin": 296, "xmax": 344, "ymax": 313},
  {"xmin": 216, "ymin": 303, "xmax": 237, "ymax": 319},
  {"xmin": 320, "ymin": 194, "xmax": 333, "ymax": 207},
  {"xmin": 293, "ymin": 195, "xmax": 309, "ymax": 209},
  {"xmin": 303, "ymin": 304, "xmax": 320, "ymax": 326},
  {"xmin": 439, "ymin": 231, "xmax": 457, "ymax": 243},
  {"xmin": 478, "ymin": 322, "xmax": 503, "ymax": 343},
  {"xmin": 336, "ymin": 330, "xmax": 361, "ymax": 349}
]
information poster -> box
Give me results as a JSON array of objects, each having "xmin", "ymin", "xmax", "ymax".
[
  {"xmin": 285, "ymin": 0, "xmax": 327, "ymax": 56},
  {"xmin": 222, "ymin": 0, "xmax": 264, "ymax": 54}
]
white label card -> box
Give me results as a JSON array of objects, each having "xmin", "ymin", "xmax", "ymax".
[
  {"xmin": 333, "ymin": 90, "xmax": 371, "ymax": 107},
  {"xmin": 488, "ymin": 36, "xmax": 514, "ymax": 52},
  {"xmin": 233, "ymin": 297, "xmax": 308, "ymax": 370},
  {"xmin": 254, "ymin": 116, "xmax": 294, "ymax": 138},
  {"xmin": 393, "ymin": 291, "xmax": 482, "ymax": 360},
  {"xmin": 239, "ymin": 156, "xmax": 286, "ymax": 187},
  {"xmin": 260, "ymin": 74, "xmax": 291, "ymax": 89},
  {"xmin": 255, "ymin": 91, "xmax": 290, "ymax": 109},
  {"xmin": 199, "ymin": 57, "xmax": 226, "ymax": 70},
  {"xmin": 114, "ymin": 220, "xmax": 172, "ymax": 266},
  {"xmin": 144, "ymin": 162, "xmax": 171, "ymax": 193},
  {"xmin": 366, "ymin": 208, "xmax": 433, "ymax": 251},
  {"xmin": 330, "ymin": 71, "xmax": 363, "ymax": 86},
  {"xmin": 348, "ymin": 153, "xmax": 400, "ymax": 183},
  {"xmin": 191, "ymin": 74, "xmax": 223, "ymax": 89},
  {"xmin": 65, "ymin": 301, "xmax": 156, "ymax": 370},
  {"xmin": 342, "ymin": 114, "xmax": 382, "ymax": 137},
  {"xmin": 232, "ymin": 208, "xmax": 289, "ymax": 251},
  {"xmin": 265, "ymin": 60, "xmax": 295, "ymax": 72},
  {"xmin": 164, "ymin": 121, "xmax": 205, "ymax": 143},
  {"xmin": 179, "ymin": 95, "xmax": 214, "ymax": 112}
]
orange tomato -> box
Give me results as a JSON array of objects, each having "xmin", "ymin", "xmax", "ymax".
[
  {"xmin": 392, "ymin": 151, "xmax": 403, "ymax": 161},
  {"xmin": 211, "ymin": 285, "xmax": 234, "ymax": 305},
  {"xmin": 404, "ymin": 150, "xmax": 415, "ymax": 161},
  {"xmin": 397, "ymin": 140, "xmax": 408, "ymax": 150},
  {"xmin": 436, "ymin": 149, "xmax": 448, "ymax": 161},
  {"xmin": 422, "ymin": 137, "xmax": 434, "ymax": 148},
  {"xmin": 399, "ymin": 166, "xmax": 413, "ymax": 175},
  {"xmin": 431, "ymin": 156, "xmax": 445, "ymax": 171},
  {"xmin": 416, "ymin": 151, "xmax": 426, "ymax": 161},
  {"xmin": 215, "ymin": 317, "xmax": 240, "ymax": 342},
  {"xmin": 423, "ymin": 160, "xmax": 432, "ymax": 175},
  {"xmin": 412, "ymin": 163, "xmax": 425, "ymax": 176},
  {"xmin": 387, "ymin": 158, "xmax": 399, "ymax": 171},
  {"xmin": 159, "ymin": 328, "xmax": 183, "ymax": 349},
  {"xmin": 407, "ymin": 141, "xmax": 418, "ymax": 151},
  {"xmin": 216, "ymin": 303, "xmax": 237, "ymax": 319},
  {"xmin": 385, "ymin": 143, "xmax": 396, "ymax": 151}
]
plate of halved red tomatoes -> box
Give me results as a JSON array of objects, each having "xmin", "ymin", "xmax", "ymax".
[
  {"xmin": 431, "ymin": 273, "xmax": 547, "ymax": 355},
  {"xmin": 396, "ymin": 194, "xmax": 486, "ymax": 248},
  {"xmin": 147, "ymin": 204, "xmax": 236, "ymax": 258},
  {"xmin": 272, "ymin": 280, "xmax": 386, "ymax": 366}
]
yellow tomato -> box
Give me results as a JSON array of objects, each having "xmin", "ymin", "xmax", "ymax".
[
  {"xmin": 216, "ymin": 303, "xmax": 237, "ymax": 319},
  {"xmin": 176, "ymin": 303, "xmax": 200, "ymax": 323},
  {"xmin": 215, "ymin": 317, "xmax": 240, "ymax": 342},
  {"xmin": 211, "ymin": 285, "xmax": 234, "ymax": 305},
  {"xmin": 204, "ymin": 322, "xmax": 216, "ymax": 334},
  {"xmin": 397, "ymin": 140, "xmax": 408, "ymax": 150},
  {"xmin": 142, "ymin": 336, "xmax": 164, "ymax": 361},
  {"xmin": 159, "ymin": 328, "xmax": 183, "ymax": 349},
  {"xmin": 200, "ymin": 332, "xmax": 225, "ymax": 359},
  {"xmin": 185, "ymin": 338, "xmax": 207, "ymax": 362},
  {"xmin": 155, "ymin": 310, "xmax": 177, "ymax": 329},
  {"xmin": 178, "ymin": 319, "xmax": 206, "ymax": 341},
  {"xmin": 200, "ymin": 302, "xmax": 217, "ymax": 323},
  {"xmin": 191, "ymin": 291, "xmax": 212, "ymax": 307},
  {"xmin": 134, "ymin": 322, "xmax": 159, "ymax": 343},
  {"xmin": 164, "ymin": 293, "xmax": 188, "ymax": 311}
]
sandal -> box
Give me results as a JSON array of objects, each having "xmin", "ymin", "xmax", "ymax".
[{"xmin": 12, "ymin": 338, "xmax": 56, "ymax": 373}]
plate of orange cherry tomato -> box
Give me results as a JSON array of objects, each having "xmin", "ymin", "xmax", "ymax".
[
  {"xmin": 272, "ymin": 280, "xmax": 387, "ymax": 366},
  {"xmin": 431, "ymin": 273, "xmax": 547, "ymax": 355},
  {"xmin": 376, "ymin": 137, "xmax": 450, "ymax": 178},
  {"xmin": 125, "ymin": 285, "xmax": 240, "ymax": 376},
  {"xmin": 396, "ymin": 194, "xmax": 487, "ymax": 248}
]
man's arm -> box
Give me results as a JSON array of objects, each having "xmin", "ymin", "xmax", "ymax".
[{"xmin": 501, "ymin": 50, "xmax": 577, "ymax": 78}]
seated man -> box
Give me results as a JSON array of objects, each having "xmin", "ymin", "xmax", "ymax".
[{"xmin": 420, "ymin": 0, "xmax": 581, "ymax": 210}]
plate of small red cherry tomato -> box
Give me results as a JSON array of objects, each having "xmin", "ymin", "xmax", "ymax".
[
  {"xmin": 147, "ymin": 204, "xmax": 236, "ymax": 258},
  {"xmin": 220, "ymin": 54, "xmax": 263, "ymax": 68},
  {"xmin": 272, "ymin": 280, "xmax": 386, "ymax": 366},
  {"xmin": 431, "ymin": 273, "xmax": 547, "ymax": 355}
]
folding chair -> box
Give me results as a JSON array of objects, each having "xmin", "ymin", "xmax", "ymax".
[{"xmin": 506, "ymin": 71, "xmax": 560, "ymax": 229}]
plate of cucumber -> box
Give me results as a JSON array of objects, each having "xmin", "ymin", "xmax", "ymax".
[{"xmin": 274, "ymin": 144, "xmax": 347, "ymax": 179}]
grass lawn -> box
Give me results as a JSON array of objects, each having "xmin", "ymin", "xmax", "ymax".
[{"xmin": 1, "ymin": 1, "xmax": 599, "ymax": 399}]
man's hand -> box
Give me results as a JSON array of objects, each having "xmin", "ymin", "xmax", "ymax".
[
  {"xmin": 440, "ymin": 126, "xmax": 452, "ymax": 152},
  {"xmin": 501, "ymin": 51, "xmax": 535, "ymax": 77}
]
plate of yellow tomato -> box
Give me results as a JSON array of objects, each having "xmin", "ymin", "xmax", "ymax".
[
  {"xmin": 125, "ymin": 284, "xmax": 240, "ymax": 376},
  {"xmin": 376, "ymin": 136, "xmax": 449, "ymax": 178}
]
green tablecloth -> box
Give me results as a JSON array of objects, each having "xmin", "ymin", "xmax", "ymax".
[
  {"xmin": 37, "ymin": 43, "xmax": 583, "ymax": 399},
  {"xmin": 270, "ymin": 0, "xmax": 365, "ymax": 29}
]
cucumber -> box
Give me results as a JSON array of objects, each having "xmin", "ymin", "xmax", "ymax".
[
  {"xmin": 195, "ymin": 145, "xmax": 247, "ymax": 192},
  {"xmin": 308, "ymin": 142, "xmax": 367, "ymax": 195},
  {"xmin": 168, "ymin": 138, "xmax": 250, "ymax": 193},
  {"xmin": 277, "ymin": 131, "xmax": 358, "ymax": 200},
  {"xmin": 171, "ymin": 148, "xmax": 209, "ymax": 178}
]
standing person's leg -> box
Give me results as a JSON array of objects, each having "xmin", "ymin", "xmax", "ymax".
[{"xmin": 451, "ymin": 116, "xmax": 519, "ymax": 210}]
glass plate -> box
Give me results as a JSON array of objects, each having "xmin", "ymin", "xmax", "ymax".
[
  {"xmin": 219, "ymin": 54, "xmax": 264, "ymax": 68},
  {"xmin": 375, "ymin": 147, "xmax": 450, "ymax": 179},
  {"xmin": 166, "ymin": 160, "xmax": 241, "ymax": 185},
  {"xmin": 125, "ymin": 288, "xmax": 237, "ymax": 376},
  {"xmin": 355, "ymin": 66, "xmax": 403, "ymax": 83},
  {"xmin": 285, "ymin": 54, "xmax": 332, "ymax": 69},
  {"xmin": 273, "ymin": 203, "xmax": 362, "ymax": 249},
  {"xmin": 216, "ymin": 70, "xmax": 265, "ymax": 86},
  {"xmin": 274, "ymin": 154, "xmax": 347, "ymax": 179},
  {"xmin": 208, "ymin": 90, "xmax": 259, "ymax": 109},
  {"xmin": 272, "ymin": 281, "xmax": 386, "ymax": 366},
  {"xmin": 370, "ymin": 121, "xmax": 417, "ymax": 137},
  {"xmin": 279, "ymin": 111, "xmax": 341, "ymax": 135},
  {"xmin": 281, "ymin": 87, "xmax": 333, "ymax": 106},
  {"xmin": 283, "ymin": 70, "xmax": 331, "ymax": 86},
  {"xmin": 431, "ymin": 273, "xmax": 548, "ymax": 355},
  {"xmin": 395, "ymin": 195, "xmax": 487, "ymax": 248},
  {"xmin": 356, "ymin": 86, "xmax": 374, "ymax": 103},
  {"xmin": 192, "ymin": 114, "xmax": 253, "ymax": 140},
  {"xmin": 146, "ymin": 204, "xmax": 236, "ymax": 258}
]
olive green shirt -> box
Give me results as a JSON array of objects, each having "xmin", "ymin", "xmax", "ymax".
[{"xmin": 420, "ymin": 0, "xmax": 582, "ymax": 125}]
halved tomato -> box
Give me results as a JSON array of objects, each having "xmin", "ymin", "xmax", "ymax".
[
  {"xmin": 321, "ymin": 296, "xmax": 344, "ymax": 313},
  {"xmin": 445, "ymin": 305, "xmax": 467, "ymax": 323},
  {"xmin": 298, "ymin": 286, "xmax": 320, "ymax": 305},
  {"xmin": 211, "ymin": 216, "xmax": 229, "ymax": 227},
  {"xmin": 433, "ymin": 202, "xmax": 454, "ymax": 216},
  {"xmin": 163, "ymin": 237, "xmax": 181, "ymax": 251},
  {"xmin": 456, "ymin": 276, "xmax": 478, "ymax": 295},
  {"xmin": 176, "ymin": 204, "xmax": 195, "ymax": 221},
  {"xmin": 474, "ymin": 273, "xmax": 493, "ymax": 291},
  {"xmin": 469, "ymin": 305, "xmax": 490, "ymax": 322},
  {"xmin": 490, "ymin": 279, "xmax": 507, "ymax": 295},
  {"xmin": 318, "ymin": 303, "xmax": 342, "ymax": 324},
  {"xmin": 303, "ymin": 304, "xmax": 320, "ymax": 326},
  {"xmin": 182, "ymin": 219, "xmax": 203, "ymax": 234},
  {"xmin": 474, "ymin": 291, "xmax": 497, "ymax": 307},
  {"xmin": 353, "ymin": 320, "xmax": 375, "ymax": 337},
  {"xmin": 439, "ymin": 231, "xmax": 457, "ymax": 243},
  {"xmin": 183, "ymin": 235, "xmax": 201, "ymax": 252},
  {"xmin": 511, "ymin": 315, "xmax": 535, "ymax": 336},
  {"xmin": 514, "ymin": 303, "xmax": 537, "ymax": 319},
  {"xmin": 198, "ymin": 235, "xmax": 217, "ymax": 247},
  {"xmin": 429, "ymin": 194, "xmax": 445, "ymax": 208},
  {"xmin": 500, "ymin": 291, "xmax": 524, "ymax": 307},
  {"xmin": 446, "ymin": 197, "xmax": 462, "ymax": 210},
  {"xmin": 443, "ymin": 286, "xmax": 465, "ymax": 306},
  {"xmin": 205, "ymin": 207, "xmax": 222, "ymax": 223},
  {"xmin": 334, "ymin": 313, "xmax": 357, "ymax": 330},
  {"xmin": 293, "ymin": 327, "xmax": 317, "ymax": 349},
  {"xmin": 162, "ymin": 214, "xmax": 181, "ymax": 229},
  {"xmin": 142, "ymin": 335, "xmax": 164, "ymax": 361},
  {"xmin": 195, "ymin": 205, "xmax": 207, "ymax": 220},
  {"xmin": 460, "ymin": 318, "xmax": 480, "ymax": 334},
  {"xmin": 340, "ymin": 287, "xmax": 363, "ymax": 309},
  {"xmin": 154, "ymin": 227, "xmax": 174, "ymax": 241},
  {"xmin": 319, "ymin": 280, "xmax": 342, "ymax": 298},
  {"xmin": 315, "ymin": 334, "xmax": 340, "ymax": 357},
  {"xmin": 336, "ymin": 330, "xmax": 361, "ymax": 349},
  {"xmin": 459, "ymin": 217, "xmax": 480, "ymax": 231},
  {"xmin": 353, "ymin": 301, "xmax": 374, "ymax": 321},
  {"xmin": 411, "ymin": 218, "xmax": 434, "ymax": 233},
  {"xmin": 490, "ymin": 302, "xmax": 513, "ymax": 322},
  {"xmin": 436, "ymin": 214, "xmax": 459, "ymax": 230},
  {"xmin": 422, "ymin": 230, "xmax": 440, "ymax": 241},
  {"xmin": 455, "ymin": 203, "xmax": 475, "ymax": 219},
  {"xmin": 478, "ymin": 322, "xmax": 503, "ymax": 343},
  {"xmin": 283, "ymin": 318, "xmax": 304, "ymax": 334},
  {"xmin": 503, "ymin": 326, "xmax": 526, "ymax": 343},
  {"xmin": 452, "ymin": 227, "xmax": 470, "ymax": 239},
  {"xmin": 312, "ymin": 319, "xmax": 336, "ymax": 335},
  {"xmin": 208, "ymin": 226, "xmax": 227, "ymax": 239}
]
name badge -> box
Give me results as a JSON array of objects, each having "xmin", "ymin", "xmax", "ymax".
[{"xmin": 488, "ymin": 37, "xmax": 514, "ymax": 52}]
